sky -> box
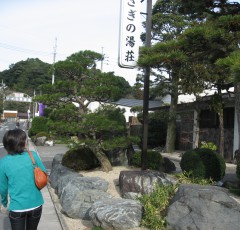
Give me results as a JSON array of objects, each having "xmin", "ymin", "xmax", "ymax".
[
  {"xmin": 0, "ymin": 0, "xmax": 155, "ymax": 86},
  {"xmin": 1, "ymin": 0, "xmax": 238, "ymax": 87}
]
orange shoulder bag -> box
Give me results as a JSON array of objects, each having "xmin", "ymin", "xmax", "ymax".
[{"xmin": 27, "ymin": 150, "xmax": 48, "ymax": 190}]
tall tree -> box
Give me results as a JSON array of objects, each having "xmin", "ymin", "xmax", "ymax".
[
  {"xmin": 35, "ymin": 50, "xmax": 132, "ymax": 171},
  {"xmin": 139, "ymin": 0, "xmax": 240, "ymax": 155},
  {"xmin": 217, "ymin": 50, "xmax": 240, "ymax": 150},
  {"xmin": 140, "ymin": 0, "xmax": 195, "ymax": 153},
  {"xmin": 176, "ymin": 3, "xmax": 240, "ymax": 157}
]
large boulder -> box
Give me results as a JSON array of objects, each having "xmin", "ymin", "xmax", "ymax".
[
  {"xmin": 57, "ymin": 174, "xmax": 108, "ymax": 197},
  {"xmin": 52, "ymin": 153, "xmax": 64, "ymax": 168},
  {"xmin": 49, "ymin": 163, "xmax": 77, "ymax": 190},
  {"xmin": 89, "ymin": 198, "xmax": 143, "ymax": 229},
  {"xmin": 60, "ymin": 184, "xmax": 112, "ymax": 219},
  {"xmin": 35, "ymin": 136, "xmax": 47, "ymax": 146},
  {"xmin": 105, "ymin": 148, "xmax": 128, "ymax": 166},
  {"xmin": 166, "ymin": 184, "xmax": 240, "ymax": 230},
  {"xmin": 119, "ymin": 170, "xmax": 174, "ymax": 199}
]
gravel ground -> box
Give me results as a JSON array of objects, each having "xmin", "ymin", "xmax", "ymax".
[
  {"xmin": 50, "ymin": 157, "xmax": 240, "ymax": 230},
  {"xmin": 50, "ymin": 166, "xmax": 145, "ymax": 230}
]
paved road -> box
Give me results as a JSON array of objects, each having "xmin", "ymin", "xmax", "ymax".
[{"xmin": 0, "ymin": 121, "xmax": 28, "ymax": 159}]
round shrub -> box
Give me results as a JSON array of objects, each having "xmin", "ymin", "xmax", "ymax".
[
  {"xmin": 180, "ymin": 148, "xmax": 226, "ymax": 181},
  {"xmin": 62, "ymin": 146, "xmax": 100, "ymax": 171},
  {"xmin": 180, "ymin": 149, "xmax": 205, "ymax": 178},
  {"xmin": 195, "ymin": 148, "xmax": 226, "ymax": 181},
  {"xmin": 130, "ymin": 150, "xmax": 163, "ymax": 170}
]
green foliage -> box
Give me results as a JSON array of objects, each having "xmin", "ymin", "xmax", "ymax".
[
  {"xmin": 200, "ymin": 141, "xmax": 217, "ymax": 151},
  {"xmin": 130, "ymin": 151, "xmax": 163, "ymax": 170},
  {"xmin": 180, "ymin": 149, "xmax": 206, "ymax": 178},
  {"xmin": 62, "ymin": 146, "xmax": 100, "ymax": 171},
  {"xmin": 137, "ymin": 111, "xmax": 168, "ymax": 148},
  {"xmin": 236, "ymin": 160, "xmax": 240, "ymax": 180},
  {"xmin": 130, "ymin": 106, "xmax": 143, "ymax": 113},
  {"xmin": 175, "ymin": 171, "xmax": 214, "ymax": 185},
  {"xmin": 180, "ymin": 148, "xmax": 226, "ymax": 181},
  {"xmin": 28, "ymin": 116, "xmax": 49, "ymax": 137},
  {"xmin": 139, "ymin": 184, "xmax": 176, "ymax": 230},
  {"xmin": 196, "ymin": 148, "xmax": 226, "ymax": 181},
  {"xmin": 0, "ymin": 58, "xmax": 51, "ymax": 95},
  {"xmin": 79, "ymin": 105, "xmax": 129, "ymax": 150},
  {"xmin": 4, "ymin": 101, "xmax": 29, "ymax": 113},
  {"xmin": 91, "ymin": 227, "xmax": 104, "ymax": 230},
  {"xmin": 138, "ymin": 169, "xmax": 214, "ymax": 230},
  {"xmin": 131, "ymin": 151, "xmax": 141, "ymax": 167}
]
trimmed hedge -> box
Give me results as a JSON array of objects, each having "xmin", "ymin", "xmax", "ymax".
[
  {"xmin": 180, "ymin": 148, "xmax": 226, "ymax": 181},
  {"xmin": 180, "ymin": 149, "xmax": 205, "ymax": 178},
  {"xmin": 131, "ymin": 150, "xmax": 163, "ymax": 170}
]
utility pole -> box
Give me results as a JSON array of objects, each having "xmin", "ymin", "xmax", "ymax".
[
  {"xmin": 52, "ymin": 37, "xmax": 57, "ymax": 85},
  {"xmin": 141, "ymin": 0, "xmax": 152, "ymax": 170},
  {"xmin": 101, "ymin": 47, "xmax": 104, "ymax": 72}
]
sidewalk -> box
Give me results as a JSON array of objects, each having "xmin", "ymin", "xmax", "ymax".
[
  {"xmin": 0, "ymin": 140, "xmax": 67, "ymax": 230},
  {"xmin": 28, "ymin": 140, "xmax": 69, "ymax": 230}
]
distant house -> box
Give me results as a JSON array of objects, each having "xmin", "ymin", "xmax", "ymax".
[
  {"xmin": 2, "ymin": 110, "xmax": 18, "ymax": 121},
  {"xmin": 157, "ymin": 93, "xmax": 238, "ymax": 161},
  {"xmin": 88, "ymin": 92, "xmax": 239, "ymax": 160}
]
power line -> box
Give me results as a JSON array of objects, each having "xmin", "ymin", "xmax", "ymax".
[{"xmin": 0, "ymin": 42, "xmax": 52, "ymax": 56}]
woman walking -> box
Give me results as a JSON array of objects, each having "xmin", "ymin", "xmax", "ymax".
[{"xmin": 0, "ymin": 129, "xmax": 47, "ymax": 230}]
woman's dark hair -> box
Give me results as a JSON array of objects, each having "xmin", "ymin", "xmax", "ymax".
[{"xmin": 3, "ymin": 129, "xmax": 27, "ymax": 155}]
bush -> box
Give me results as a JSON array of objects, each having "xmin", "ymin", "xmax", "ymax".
[
  {"xmin": 180, "ymin": 148, "xmax": 226, "ymax": 181},
  {"xmin": 130, "ymin": 151, "xmax": 141, "ymax": 167},
  {"xmin": 236, "ymin": 160, "xmax": 240, "ymax": 180},
  {"xmin": 200, "ymin": 141, "xmax": 217, "ymax": 151},
  {"xmin": 180, "ymin": 149, "xmax": 206, "ymax": 178},
  {"xmin": 139, "ymin": 184, "xmax": 176, "ymax": 230},
  {"xmin": 195, "ymin": 148, "xmax": 226, "ymax": 181},
  {"xmin": 62, "ymin": 146, "xmax": 100, "ymax": 171},
  {"xmin": 130, "ymin": 150, "xmax": 163, "ymax": 170},
  {"xmin": 28, "ymin": 116, "xmax": 49, "ymax": 137}
]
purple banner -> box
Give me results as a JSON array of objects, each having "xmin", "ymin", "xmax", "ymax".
[{"xmin": 39, "ymin": 103, "xmax": 46, "ymax": 116}]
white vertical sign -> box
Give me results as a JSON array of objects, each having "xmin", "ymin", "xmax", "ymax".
[{"xmin": 118, "ymin": 0, "xmax": 141, "ymax": 68}]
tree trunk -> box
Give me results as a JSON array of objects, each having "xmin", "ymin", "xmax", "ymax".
[
  {"xmin": 193, "ymin": 109, "xmax": 200, "ymax": 149},
  {"xmin": 90, "ymin": 146, "xmax": 112, "ymax": 172},
  {"xmin": 235, "ymin": 82, "xmax": 240, "ymax": 150},
  {"xmin": 218, "ymin": 109, "xmax": 224, "ymax": 158},
  {"xmin": 166, "ymin": 72, "xmax": 179, "ymax": 153}
]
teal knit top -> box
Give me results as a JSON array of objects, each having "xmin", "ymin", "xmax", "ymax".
[{"xmin": 0, "ymin": 150, "xmax": 46, "ymax": 211}]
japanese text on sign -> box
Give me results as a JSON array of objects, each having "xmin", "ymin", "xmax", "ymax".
[{"xmin": 118, "ymin": 0, "xmax": 141, "ymax": 68}]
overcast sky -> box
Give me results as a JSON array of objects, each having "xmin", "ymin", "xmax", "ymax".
[
  {"xmin": 0, "ymin": 0, "xmax": 238, "ymax": 86},
  {"xmin": 0, "ymin": 0, "xmax": 155, "ymax": 86}
]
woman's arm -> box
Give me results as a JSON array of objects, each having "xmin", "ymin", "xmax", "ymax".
[{"xmin": 0, "ymin": 163, "xmax": 8, "ymax": 208}]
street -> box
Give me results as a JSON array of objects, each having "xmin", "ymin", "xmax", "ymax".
[{"xmin": 0, "ymin": 121, "xmax": 29, "ymax": 159}]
